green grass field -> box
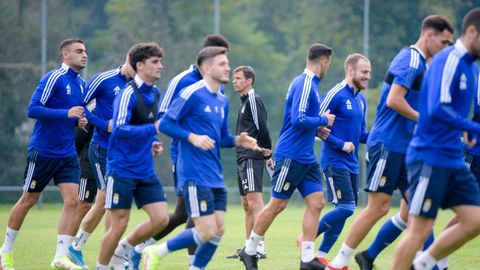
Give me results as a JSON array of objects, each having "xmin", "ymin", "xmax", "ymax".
[{"xmin": 1, "ymin": 203, "xmax": 479, "ymax": 269}]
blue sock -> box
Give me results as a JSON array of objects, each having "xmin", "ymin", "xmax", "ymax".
[
  {"xmin": 193, "ymin": 235, "xmax": 221, "ymax": 268},
  {"xmin": 166, "ymin": 228, "xmax": 203, "ymax": 252},
  {"xmin": 423, "ymin": 232, "xmax": 434, "ymax": 250},
  {"xmin": 318, "ymin": 202, "xmax": 355, "ymax": 254},
  {"xmin": 367, "ymin": 213, "xmax": 406, "ymax": 260}
]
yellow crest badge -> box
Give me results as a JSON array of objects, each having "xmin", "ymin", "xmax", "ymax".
[
  {"xmin": 422, "ymin": 199, "xmax": 432, "ymax": 213},
  {"xmin": 113, "ymin": 193, "xmax": 119, "ymax": 204},
  {"xmin": 30, "ymin": 180, "xmax": 37, "ymax": 189},
  {"xmin": 200, "ymin": 200, "xmax": 207, "ymax": 212},
  {"xmin": 379, "ymin": 176, "xmax": 387, "ymax": 187}
]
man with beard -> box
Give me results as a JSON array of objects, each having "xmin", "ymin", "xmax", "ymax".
[
  {"xmin": 328, "ymin": 15, "xmax": 454, "ymax": 270},
  {"xmin": 142, "ymin": 46, "xmax": 261, "ymax": 269},
  {"xmin": 307, "ymin": 54, "xmax": 370, "ymax": 265}
]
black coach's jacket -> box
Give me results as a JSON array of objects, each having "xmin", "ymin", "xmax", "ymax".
[{"xmin": 235, "ymin": 88, "xmax": 272, "ymax": 163}]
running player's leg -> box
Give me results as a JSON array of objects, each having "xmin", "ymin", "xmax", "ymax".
[
  {"xmin": 317, "ymin": 168, "xmax": 356, "ymax": 260},
  {"xmin": 331, "ymin": 143, "xmax": 403, "ymax": 269},
  {"xmin": 408, "ymin": 165, "xmax": 480, "ymax": 270}
]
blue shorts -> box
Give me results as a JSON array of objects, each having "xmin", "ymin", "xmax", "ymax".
[
  {"xmin": 324, "ymin": 167, "xmax": 358, "ymax": 205},
  {"xmin": 89, "ymin": 142, "xmax": 107, "ymax": 190},
  {"xmin": 465, "ymin": 154, "xmax": 480, "ymax": 185},
  {"xmin": 182, "ymin": 181, "xmax": 227, "ymax": 218},
  {"xmin": 408, "ymin": 160, "xmax": 480, "ymax": 219},
  {"xmin": 271, "ymin": 158, "xmax": 323, "ymax": 200},
  {"xmin": 105, "ymin": 171, "xmax": 166, "ymax": 210},
  {"xmin": 364, "ymin": 143, "xmax": 409, "ymax": 197},
  {"xmin": 22, "ymin": 149, "xmax": 80, "ymax": 192}
]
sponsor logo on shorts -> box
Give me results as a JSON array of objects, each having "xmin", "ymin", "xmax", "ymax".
[
  {"xmin": 113, "ymin": 193, "xmax": 119, "ymax": 204},
  {"xmin": 422, "ymin": 198, "xmax": 432, "ymax": 213},
  {"xmin": 200, "ymin": 200, "xmax": 207, "ymax": 212}
]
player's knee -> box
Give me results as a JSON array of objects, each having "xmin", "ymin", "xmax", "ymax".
[
  {"xmin": 272, "ymin": 199, "xmax": 288, "ymax": 213},
  {"xmin": 152, "ymin": 214, "xmax": 169, "ymax": 230},
  {"xmin": 241, "ymin": 199, "xmax": 249, "ymax": 212},
  {"xmin": 63, "ymin": 196, "xmax": 79, "ymax": 209},
  {"xmin": 19, "ymin": 193, "xmax": 40, "ymax": 209},
  {"xmin": 248, "ymin": 199, "xmax": 264, "ymax": 213},
  {"xmin": 216, "ymin": 223, "xmax": 225, "ymax": 237}
]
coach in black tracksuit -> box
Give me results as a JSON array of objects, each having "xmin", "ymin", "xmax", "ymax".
[{"xmin": 231, "ymin": 65, "xmax": 272, "ymax": 259}]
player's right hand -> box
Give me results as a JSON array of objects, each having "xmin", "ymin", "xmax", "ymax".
[
  {"xmin": 342, "ymin": 142, "xmax": 355, "ymax": 153},
  {"xmin": 68, "ymin": 106, "xmax": 84, "ymax": 118},
  {"xmin": 188, "ymin": 133, "xmax": 215, "ymax": 150},
  {"xmin": 323, "ymin": 109, "xmax": 335, "ymax": 126}
]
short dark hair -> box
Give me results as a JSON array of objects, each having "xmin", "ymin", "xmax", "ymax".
[
  {"xmin": 421, "ymin": 15, "xmax": 454, "ymax": 34},
  {"xmin": 203, "ymin": 34, "xmax": 230, "ymax": 50},
  {"xmin": 233, "ymin": 66, "xmax": 256, "ymax": 85},
  {"xmin": 196, "ymin": 46, "xmax": 228, "ymax": 67},
  {"xmin": 462, "ymin": 8, "xmax": 480, "ymax": 35},
  {"xmin": 344, "ymin": 53, "xmax": 369, "ymax": 71},
  {"xmin": 59, "ymin": 38, "xmax": 84, "ymax": 52},
  {"xmin": 307, "ymin": 43, "xmax": 333, "ymax": 62},
  {"xmin": 128, "ymin": 42, "xmax": 164, "ymax": 72}
]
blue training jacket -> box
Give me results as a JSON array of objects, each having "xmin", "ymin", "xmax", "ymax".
[
  {"xmin": 274, "ymin": 69, "xmax": 329, "ymax": 164},
  {"xmin": 407, "ymin": 40, "xmax": 480, "ymax": 168},
  {"xmin": 83, "ymin": 66, "xmax": 130, "ymax": 149},
  {"xmin": 319, "ymin": 81, "xmax": 368, "ymax": 174},
  {"xmin": 159, "ymin": 80, "xmax": 235, "ymax": 188},
  {"xmin": 106, "ymin": 75, "xmax": 161, "ymax": 179},
  {"xmin": 28, "ymin": 63, "xmax": 86, "ymax": 158},
  {"xmin": 367, "ymin": 46, "xmax": 427, "ymax": 154}
]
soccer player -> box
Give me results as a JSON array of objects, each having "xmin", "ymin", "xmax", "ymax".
[
  {"xmin": 238, "ymin": 43, "xmax": 335, "ymax": 270},
  {"xmin": 0, "ymin": 38, "xmax": 88, "ymax": 270},
  {"xmin": 227, "ymin": 65, "xmax": 272, "ymax": 259},
  {"xmin": 392, "ymin": 8, "xmax": 480, "ymax": 270},
  {"xmin": 95, "ymin": 42, "xmax": 169, "ymax": 270},
  {"xmin": 328, "ymin": 15, "xmax": 454, "ymax": 270},
  {"xmin": 67, "ymin": 50, "xmax": 135, "ymax": 268},
  {"xmin": 129, "ymin": 34, "xmax": 230, "ymax": 269},
  {"xmin": 311, "ymin": 54, "xmax": 370, "ymax": 264},
  {"xmin": 141, "ymin": 46, "xmax": 261, "ymax": 269}
]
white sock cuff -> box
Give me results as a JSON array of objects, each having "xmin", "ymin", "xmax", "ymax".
[
  {"xmin": 120, "ymin": 238, "xmax": 134, "ymax": 249},
  {"xmin": 391, "ymin": 213, "xmax": 407, "ymax": 230},
  {"xmin": 341, "ymin": 242, "xmax": 355, "ymax": 254}
]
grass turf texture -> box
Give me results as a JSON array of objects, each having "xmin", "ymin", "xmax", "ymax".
[{"xmin": 0, "ymin": 203, "xmax": 479, "ymax": 269}]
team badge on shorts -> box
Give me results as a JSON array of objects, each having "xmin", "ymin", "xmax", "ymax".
[
  {"xmin": 336, "ymin": 189, "xmax": 342, "ymax": 199},
  {"xmin": 85, "ymin": 191, "xmax": 90, "ymax": 199},
  {"xmin": 30, "ymin": 180, "xmax": 37, "ymax": 189},
  {"xmin": 113, "ymin": 193, "xmax": 119, "ymax": 205},
  {"xmin": 422, "ymin": 198, "xmax": 432, "ymax": 213},
  {"xmin": 200, "ymin": 200, "xmax": 207, "ymax": 212},
  {"xmin": 283, "ymin": 182, "xmax": 290, "ymax": 191},
  {"xmin": 379, "ymin": 176, "xmax": 387, "ymax": 187}
]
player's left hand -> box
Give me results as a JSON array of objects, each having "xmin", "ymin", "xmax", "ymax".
[
  {"xmin": 152, "ymin": 141, "xmax": 163, "ymax": 157},
  {"xmin": 78, "ymin": 116, "xmax": 88, "ymax": 128},
  {"xmin": 317, "ymin": 126, "xmax": 331, "ymax": 140},
  {"xmin": 236, "ymin": 132, "xmax": 261, "ymax": 151}
]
